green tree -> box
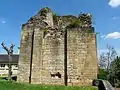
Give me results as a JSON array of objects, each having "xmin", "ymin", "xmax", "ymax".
[
  {"xmin": 98, "ymin": 45, "xmax": 117, "ymax": 86},
  {"xmin": 97, "ymin": 67, "xmax": 108, "ymax": 80},
  {"xmin": 109, "ymin": 56, "xmax": 120, "ymax": 87}
]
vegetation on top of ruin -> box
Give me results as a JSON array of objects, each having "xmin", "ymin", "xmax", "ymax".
[
  {"xmin": 78, "ymin": 13, "xmax": 92, "ymax": 27},
  {"xmin": 42, "ymin": 12, "xmax": 94, "ymax": 39},
  {"xmin": 66, "ymin": 13, "xmax": 92, "ymax": 28},
  {"xmin": 24, "ymin": 7, "xmax": 94, "ymax": 34},
  {"xmin": 66, "ymin": 19, "xmax": 80, "ymax": 28},
  {"xmin": 38, "ymin": 7, "xmax": 52, "ymax": 16},
  {"xmin": 53, "ymin": 12, "xmax": 92, "ymax": 29},
  {"xmin": 61, "ymin": 15, "xmax": 77, "ymax": 22}
]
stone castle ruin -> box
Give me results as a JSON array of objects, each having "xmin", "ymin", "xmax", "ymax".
[{"xmin": 17, "ymin": 7, "xmax": 98, "ymax": 86}]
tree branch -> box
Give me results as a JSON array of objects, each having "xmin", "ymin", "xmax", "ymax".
[{"xmin": 1, "ymin": 42, "xmax": 9, "ymax": 53}]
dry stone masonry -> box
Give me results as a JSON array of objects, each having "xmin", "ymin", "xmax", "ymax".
[{"xmin": 17, "ymin": 7, "xmax": 98, "ymax": 86}]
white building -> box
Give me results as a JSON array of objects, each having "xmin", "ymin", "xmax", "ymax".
[{"xmin": 0, "ymin": 54, "xmax": 19, "ymax": 76}]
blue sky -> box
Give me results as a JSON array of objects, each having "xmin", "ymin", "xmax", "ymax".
[{"xmin": 0, "ymin": 0, "xmax": 120, "ymax": 56}]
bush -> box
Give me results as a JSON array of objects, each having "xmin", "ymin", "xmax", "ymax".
[
  {"xmin": 97, "ymin": 68, "xmax": 108, "ymax": 80},
  {"xmin": 67, "ymin": 19, "xmax": 80, "ymax": 28}
]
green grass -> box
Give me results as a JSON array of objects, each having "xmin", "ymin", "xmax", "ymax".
[{"xmin": 0, "ymin": 80, "xmax": 98, "ymax": 90}]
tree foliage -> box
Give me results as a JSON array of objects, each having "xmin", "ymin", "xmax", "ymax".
[
  {"xmin": 98, "ymin": 45, "xmax": 119, "ymax": 87},
  {"xmin": 109, "ymin": 56, "xmax": 120, "ymax": 87},
  {"xmin": 97, "ymin": 68, "xmax": 108, "ymax": 80}
]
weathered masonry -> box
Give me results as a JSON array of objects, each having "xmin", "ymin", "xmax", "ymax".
[{"xmin": 17, "ymin": 7, "xmax": 98, "ymax": 86}]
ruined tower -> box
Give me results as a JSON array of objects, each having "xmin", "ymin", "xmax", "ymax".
[{"xmin": 17, "ymin": 7, "xmax": 98, "ymax": 86}]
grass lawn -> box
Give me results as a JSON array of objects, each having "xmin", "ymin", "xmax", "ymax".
[{"xmin": 0, "ymin": 80, "xmax": 98, "ymax": 90}]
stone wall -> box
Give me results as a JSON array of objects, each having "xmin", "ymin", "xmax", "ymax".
[
  {"xmin": 17, "ymin": 25, "xmax": 33, "ymax": 83},
  {"xmin": 31, "ymin": 28, "xmax": 43, "ymax": 84},
  {"xmin": 30, "ymin": 28, "xmax": 65, "ymax": 85},
  {"xmin": 40, "ymin": 37, "xmax": 64, "ymax": 85},
  {"xmin": 67, "ymin": 28, "xmax": 98, "ymax": 86}
]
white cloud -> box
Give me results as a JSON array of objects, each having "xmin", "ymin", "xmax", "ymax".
[
  {"xmin": 100, "ymin": 34, "xmax": 106, "ymax": 40},
  {"xmin": 109, "ymin": 0, "xmax": 120, "ymax": 7},
  {"xmin": 100, "ymin": 32, "xmax": 120, "ymax": 39},
  {"xmin": 101, "ymin": 35, "xmax": 106, "ymax": 38},
  {"xmin": 1, "ymin": 20, "xmax": 6, "ymax": 24},
  {"xmin": 0, "ymin": 17, "xmax": 6, "ymax": 24},
  {"xmin": 106, "ymin": 32, "xmax": 120, "ymax": 39},
  {"xmin": 112, "ymin": 16, "xmax": 119, "ymax": 20}
]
